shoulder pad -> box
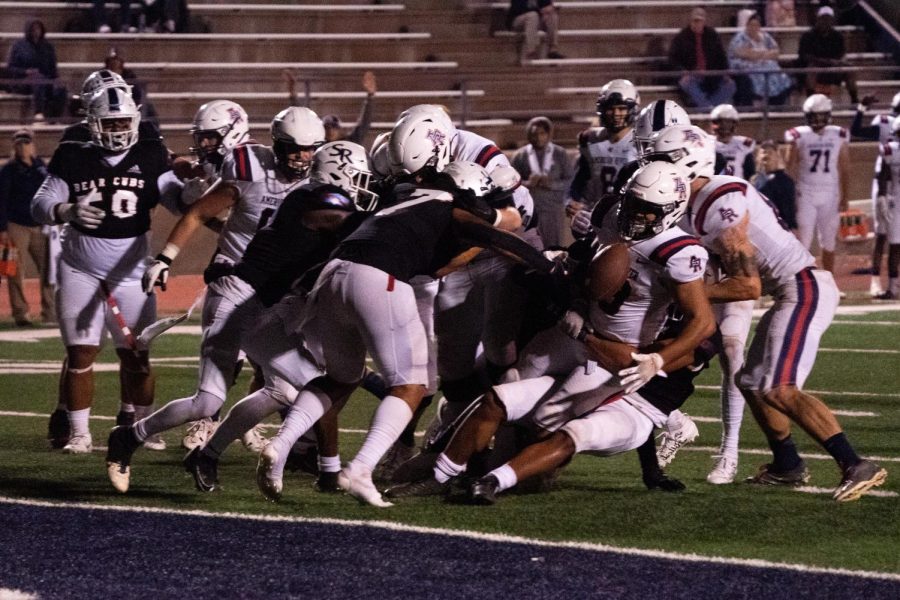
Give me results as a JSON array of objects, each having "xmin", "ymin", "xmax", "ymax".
[{"xmin": 649, "ymin": 235, "xmax": 702, "ymax": 266}]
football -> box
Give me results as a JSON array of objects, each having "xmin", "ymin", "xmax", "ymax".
[{"xmin": 588, "ymin": 243, "xmax": 631, "ymax": 302}]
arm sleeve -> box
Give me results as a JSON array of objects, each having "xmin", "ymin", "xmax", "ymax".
[
  {"xmin": 30, "ymin": 174, "xmax": 70, "ymax": 224},
  {"xmin": 454, "ymin": 217, "xmax": 554, "ymax": 274},
  {"xmin": 666, "ymin": 245, "xmax": 709, "ymax": 283},
  {"xmin": 348, "ymin": 94, "xmax": 374, "ymax": 145},
  {"xmin": 742, "ymin": 153, "xmax": 756, "ymax": 180},
  {"xmin": 849, "ymin": 110, "xmax": 881, "ymax": 141}
]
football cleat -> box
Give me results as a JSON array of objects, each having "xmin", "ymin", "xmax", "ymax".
[
  {"xmin": 62, "ymin": 433, "xmax": 93, "ymax": 454},
  {"xmin": 643, "ymin": 469, "xmax": 686, "ymax": 492},
  {"xmin": 656, "ymin": 413, "xmax": 699, "ymax": 467},
  {"xmin": 183, "ymin": 447, "xmax": 220, "ymax": 493},
  {"xmin": 143, "ymin": 433, "xmax": 167, "ymax": 451},
  {"xmin": 873, "ymin": 290, "xmax": 897, "ymax": 302},
  {"xmin": 241, "ymin": 424, "xmax": 268, "ymax": 453},
  {"xmin": 373, "ymin": 441, "xmax": 415, "ymax": 482},
  {"xmin": 833, "ymin": 460, "xmax": 887, "ymax": 502},
  {"xmin": 338, "ymin": 465, "xmax": 393, "ymax": 507},
  {"xmin": 47, "ymin": 408, "xmax": 70, "ymax": 449},
  {"xmin": 314, "ymin": 471, "xmax": 341, "ymax": 493},
  {"xmin": 869, "ymin": 278, "xmax": 884, "ymax": 298},
  {"xmin": 182, "ymin": 418, "xmax": 217, "ymax": 450},
  {"xmin": 106, "ymin": 427, "xmax": 140, "ymax": 493},
  {"xmin": 745, "ymin": 462, "xmax": 810, "ymax": 486},
  {"xmin": 707, "ymin": 454, "xmax": 738, "ymax": 485},
  {"xmin": 256, "ymin": 444, "xmax": 284, "ymax": 502},
  {"xmin": 467, "ymin": 475, "xmax": 500, "ymax": 505},
  {"xmin": 384, "ymin": 477, "xmax": 450, "ymax": 499}
]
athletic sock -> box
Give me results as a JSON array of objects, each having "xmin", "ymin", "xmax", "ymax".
[
  {"xmin": 349, "ymin": 395, "xmax": 413, "ymax": 472},
  {"xmin": 119, "ymin": 402, "xmax": 135, "ymax": 414},
  {"xmin": 206, "ymin": 388, "xmax": 282, "ymax": 458},
  {"xmin": 318, "ymin": 454, "xmax": 341, "ymax": 474},
  {"xmin": 433, "ymin": 453, "xmax": 466, "ymax": 483},
  {"xmin": 488, "ymin": 464, "xmax": 517, "ymax": 493},
  {"xmin": 269, "ymin": 387, "xmax": 333, "ymax": 463},
  {"xmin": 635, "ymin": 433, "xmax": 660, "ymax": 478},
  {"xmin": 769, "ymin": 435, "xmax": 802, "ymax": 472},
  {"xmin": 68, "ymin": 408, "xmax": 90, "ymax": 437},
  {"xmin": 823, "ymin": 432, "xmax": 861, "ymax": 471}
]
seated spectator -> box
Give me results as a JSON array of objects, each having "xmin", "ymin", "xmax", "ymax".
[
  {"xmin": 4, "ymin": 19, "xmax": 66, "ymax": 121},
  {"xmin": 511, "ymin": 116, "xmax": 573, "ymax": 247},
  {"xmin": 751, "ymin": 140, "xmax": 797, "ymax": 232},
  {"xmin": 285, "ymin": 70, "xmax": 376, "ymax": 145},
  {"xmin": 798, "ymin": 6, "xmax": 859, "ymax": 104},
  {"xmin": 93, "ymin": 0, "xmax": 135, "ymax": 33},
  {"xmin": 667, "ymin": 8, "xmax": 736, "ymax": 109},
  {"xmin": 104, "ymin": 47, "xmax": 158, "ymax": 124},
  {"xmin": 766, "ymin": 0, "xmax": 796, "ymax": 27},
  {"xmin": 728, "ymin": 13, "xmax": 793, "ymax": 106},
  {"xmin": 507, "ymin": 0, "xmax": 564, "ymax": 64},
  {"xmin": 139, "ymin": 0, "xmax": 187, "ymax": 33}
]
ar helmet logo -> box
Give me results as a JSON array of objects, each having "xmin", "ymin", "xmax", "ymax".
[
  {"xmin": 673, "ymin": 176, "xmax": 687, "ymax": 201},
  {"xmin": 682, "ymin": 129, "xmax": 704, "ymax": 145},
  {"xmin": 426, "ymin": 128, "xmax": 447, "ymax": 148},
  {"xmin": 226, "ymin": 107, "xmax": 244, "ymax": 124}
]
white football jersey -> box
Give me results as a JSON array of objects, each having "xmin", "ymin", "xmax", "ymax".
[
  {"xmin": 716, "ymin": 135, "xmax": 756, "ymax": 179},
  {"xmin": 870, "ymin": 113, "xmax": 895, "ymax": 145},
  {"xmin": 576, "ymin": 128, "xmax": 638, "ymax": 205},
  {"xmin": 682, "ymin": 175, "xmax": 815, "ymax": 294},
  {"xmin": 589, "ymin": 207, "xmax": 708, "ymax": 347},
  {"xmin": 784, "ymin": 125, "xmax": 848, "ymax": 199},
  {"xmin": 215, "ymin": 144, "xmax": 304, "ymax": 264},
  {"xmin": 880, "ymin": 141, "xmax": 900, "ymax": 199}
]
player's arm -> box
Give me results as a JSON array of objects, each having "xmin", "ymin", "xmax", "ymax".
[
  {"xmin": 705, "ymin": 213, "xmax": 762, "ymax": 302},
  {"xmin": 452, "ymin": 208, "xmax": 554, "ymax": 274},
  {"xmin": 784, "ymin": 140, "xmax": 798, "ymax": 180},
  {"xmin": 582, "ymin": 334, "xmax": 637, "ymax": 372},
  {"xmin": 838, "ymin": 142, "xmax": 850, "ymax": 212}
]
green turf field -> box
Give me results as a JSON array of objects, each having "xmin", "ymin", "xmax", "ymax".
[{"xmin": 1, "ymin": 309, "xmax": 898, "ymax": 574}]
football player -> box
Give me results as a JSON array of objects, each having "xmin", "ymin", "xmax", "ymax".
[
  {"xmin": 872, "ymin": 115, "xmax": 900, "ymax": 300},
  {"xmin": 102, "ymin": 107, "xmax": 323, "ymax": 493},
  {"xmin": 32, "ymin": 87, "xmax": 177, "ymax": 454},
  {"xmin": 256, "ymin": 161, "xmax": 562, "ymax": 507},
  {"xmin": 784, "ymin": 94, "xmax": 850, "ymax": 281},
  {"xmin": 710, "ymin": 104, "xmax": 756, "ymax": 180},
  {"xmin": 648, "ymin": 124, "xmax": 887, "ymax": 501}
]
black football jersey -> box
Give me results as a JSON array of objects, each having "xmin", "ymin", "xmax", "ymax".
[{"xmin": 48, "ymin": 139, "xmax": 170, "ymax": 239}]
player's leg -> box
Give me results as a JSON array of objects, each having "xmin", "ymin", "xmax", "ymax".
[
  {"xmin": 817, "ymin": 200, "xmax": 839, "ymax": 275},
  {"xmin": 793, "ymin": 194, "xmax": 816, "ymax": 251}
]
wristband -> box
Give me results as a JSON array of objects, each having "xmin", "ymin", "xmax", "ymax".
[
  {"xmin": 576, "ymin": 324, "xmax": 593, "ymax": 342},
  {"xmin": 159, "ymin": 242, "xmax": 180, "ymax": 263}
]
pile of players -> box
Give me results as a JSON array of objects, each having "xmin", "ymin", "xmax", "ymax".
[{"xmin": 34, "ymin": 70, "xmax": 888, "ymax": 508}]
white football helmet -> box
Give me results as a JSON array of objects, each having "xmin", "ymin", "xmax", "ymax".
[
  {"xmin": 596, "ymin": 79, "xmax": 641, "ymax": 131},
  {"xmin": 369, "ymin": 131, "xmax": 393, "ymax": 178},
  {"xmin": 443, "ymin": 161, "xmax": 494, "ymax": 198},
  {"xmin": 634, "ymin": 99, "xmax": 691, "ymax": 155},
  {"xmin": 618, "ymin": 161, "xmax": 691, "ymax": 241},
  {"xmin": 271, "ymin": 107, "xmax": 326, "ymax": 178},
  {"xmin": 710, "ymin": 103, "xmax": 739, "ymax": 137},
  {"xmin": 388, "ymin": 109, "xmax": 454, "ymax": 175},
  {"xmin": 645, "ymin": 125, "xmax": 716, "ymax": 181},
  {"xmin": 190, "ymin": 100, "xmax": 250, "ymax": 165},
  {"xmin": 310, "ymin": 141, "xmax": 378, "ymax": 210},
  {"xmin": 81, "ymin": 69, "xmax": 128, "ymax": 103},
  {"xmin": 398, "ymin": 104, "xmax": 457, "ymax": 138},
  {"xmin": 892, "ymin": 91, "xmax": 900, "ymax": 116},
  {"xmin": 86, "ymin": 87, "xmax": 140, "ymax": 152},
  {"xmin": 803, "ymin": 94, "xmax": 833, "ymax": 129},
  {"xmin": 489, "ymin": 165, "xmax": 521, "ymax": 194}
]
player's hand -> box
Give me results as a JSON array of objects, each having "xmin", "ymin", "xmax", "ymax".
[
  {"xmin": 861, "ymin": 95, "xmax": 878, "ymax": 108},
  {"xmin": 56, "ymin": 202, "xmax": 105, "ymax": 229},
  {"xmin": 877, "ymin": 195, "xmax": 892, "ymax": 225},
  {"xmin": 142, "ymin": 255, "xmax": 172, "ymax": 294},
  {"xmin": 618, "ymin": 352, "xmax": 665, "ymax": 394},
  {"xmin": 571, "ymin": 209, "xmax": 593, "ymax": 236},
  {"xmin": 558, "ymin": 310, "xmax": 592, "ymax": 341},
  {"xmin": 565, "ymin": 199, "xmax": 584, "ymax": 218}
]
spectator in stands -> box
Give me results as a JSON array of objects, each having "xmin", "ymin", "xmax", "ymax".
[
  {"xmin": 751, "ymin": 140, "xmax": 797, "ymax": 233},
  {"xmin": 285, "ymin": 70, "xmax": 376, "ymax": 145},
  {"xmin": 139, "ymin": 0, "xmax": 186, "ymax": 33},
  {"xmin": 0, "ymin": 129, "xmax": 55, "ymax": 326},
  {"xmin": 507, "ymin": 0, "xmax": 564, "ymax": 64},
  {"xmin": 766, "ymin": 0, "xmax": 796, "ymax": 27},
  {"xmin": 668, "ymin": 8, "xmax": 736, "ymax": 109},
  {"xmin": 797, "ymin": 6, "xmax": 860, "ymax": 104},
  {"xmin": 5, "ymin": 19, "xmax": 65, "ymax": 121},
  {"xmin": 104, "ymin": 47, "xmax": 158, "ymax": 124},
  {"xmin": 728, "ymin": 13, "xmax": 793, "ymax": 106},
  {"xmin": 511, "ymin": 116, "xmax": 573, "ymax": 247},
  {"xmin": 93, "ymin": 0, "xmax": 135, "ymax": 33}
]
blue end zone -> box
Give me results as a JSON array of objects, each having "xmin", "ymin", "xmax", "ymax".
[{"xmin": 1, "ymin": 502, "xmax": 898, "ymax": 599}]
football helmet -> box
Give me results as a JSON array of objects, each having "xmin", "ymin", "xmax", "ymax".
[
  {"xmin": 892, "ymin": 91, "xmax": 900, "ymax": 116},
  {"xmin": 388, "ymin": 109, "xmax": 454, "ymax": 176},
  {"xmin": 710, "ymin": 103, "xmax": 739, "ymax": 137},
  {"xmin": 271, "ymin": 106, "xmax": 326, "ymax": 178},
  {"xmin": 803, "ymin": 94, "xmax": 833, "ymax": 130},
  {"xmin": 634, "ymin": 99, "xmax": 691, "ymax": 155},
  {"xmin": 190, "ymin": 100, "xmax": 251, "ymax": 166},
  {"xmin": 596, "ymin": 79, "xmax": 641, "ymax": 132},
  {"xmin": 86, "ymin": 87, "xmax": 140, "ymax": 152},
  {"xmin": 618, "ymin": 161, "xmax": 691, "ymax": 241},
  {"xmin": 369, "ymin": 132, "xmax": 393, "ymax": 178},
  {"xmin": 443, "ymin": 161, "xmax": 494, "ymax": 198},
  {"xmin": 644, "ymin": 125, "xmax": 716, "ymax": 181},
  {"xmin": 81, "ymin": 69, "xmax": 128, "ymax": 103},
  {"xmin": 310, "ymin": 141, "xmax": 378, "ymax": 211}
]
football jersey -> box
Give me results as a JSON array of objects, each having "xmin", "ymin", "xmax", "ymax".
[
  {"xmin": 682, "ymin": 175, "xmax": 815, "ymax": 294},
  {"xmin": 784, "ymin": 125, "xmax": 848, "ymax": 198},
  {"xmin": 715, "ymin": 135, "xmax": 756, "ymax": 180},
  {"xmin": 879, "ymin": 141, "xmax": 900, "ymax": 199},
  {"xmin": 589, "ymin": 203, "xmax": 708, "ymax": 346},
  {"xmin": 870, "ymin": 113, "xmax": 895, "ymax": 145},
  {"xmin": 571, "ymin": 128, "xmax": 638, "ymax": 207},
  {"xmin": 215, "ymin": 144, "xmax": 304, "ymax": 265}
]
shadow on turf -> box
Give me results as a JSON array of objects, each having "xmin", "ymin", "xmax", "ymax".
[{"xmin": 0, "ymin": 474, "xmax": 199, "ymax": 503}]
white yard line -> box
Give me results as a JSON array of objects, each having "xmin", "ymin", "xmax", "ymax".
[
  {"xmin": 794, "ymin": 486, "xmax": 898, "ymax": 498},
  {"xmin": 0, "ymin": 496, "xmax": 897, "ymax": 582},
  {"xmin": 694, "ymin": 385, "xmax": 900, "ymax": 399},
  {"xmin": 683, "ymin": 445, "xmax": 900, "ymax": 464}
]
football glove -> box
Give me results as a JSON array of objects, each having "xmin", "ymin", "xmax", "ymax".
[
  {"xmin": 56, "ymin": 202, "xmax": 105, "ymax": 229},
  {"xmin": 618, "ymin": 352, "xmax": 665, "ymax": 394},
  {"xmin": 571, "ymin": 208, "xmax": 593, "ymax": 236},
  {"xmin": 142, "ymin": 243, "xmax": 180, "ymax": 295}
]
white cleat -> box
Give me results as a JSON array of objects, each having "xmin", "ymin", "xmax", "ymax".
[
  {"xmin": 62, "ymin": 433, "xmax": 93, "ymax": 454},
  {"xmin": 143, "ymin": 433, "xmax": 167, "ymax": 451},
  {"xmin": 182, "ymin": 418, "xmax": 216, "ymax": 450},
  {"xmin": 256, "ymin": 444, "xmax": 283, "ymax": 502},
  {"xmin": 656, "ymin": 414, "xmax": 699, "ymax": 468},
  {"xmin": 107, "ymin": 461, "xmax": 130, "ymax": 493},
  {"xmin": 241, "ymin": 424, "xmax": 268, "ymax": 453},
  {"xmin": 706, "ymin": 454, "xmax": 738, "ymax": 485},
  {"xmin": 338, "ymin": 465, "xmax": 394, "ymax": 508},
  {"xmin": 869, "ymin": 278, "xmax": 884, "ymax": 298}
]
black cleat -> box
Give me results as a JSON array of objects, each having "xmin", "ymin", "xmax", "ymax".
[
  {"xmin": 314, "ymin": 471, "xmax": 341, "ymax": 493},
  {"xmin": 643, "ymin": 469, "xmax": 686, "ymax": 492},
  {"xmin": 467, "ymin": 475, "xmax": 500, "ymax": 505},
  {"xmin": 833, "ymin": 459, "xmax": 888, "ymax": 502},
  {"xmin": 48, "ymin": 408, "xmax": 70, "ymax": 449},
  {"xmin": 183, "ymin": 447, "xmax": 220, "ymax": 493},
  {"xmin": 116, "ymin": 410, "xmax": 135, "ymax": 428},
  {"xmin": 106, "ymin": 426, "xmax": 141, "ymax": 493},
  {"xmin": 745, "ymin": 462, "xmax": 810, "ymax": 487},
  {"xmin": 384, "ymin": 477, "xmax": 450, "ymax": 499}
]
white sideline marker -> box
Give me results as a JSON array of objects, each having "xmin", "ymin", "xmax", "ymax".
[{"xmin": 0, "ymin": 496, "xmax": 898, "ymax": 583}]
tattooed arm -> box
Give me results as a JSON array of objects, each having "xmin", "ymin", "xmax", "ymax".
[{"xmin": 705, "ymin": 212, "xmax": 762, "ymax": 302}]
